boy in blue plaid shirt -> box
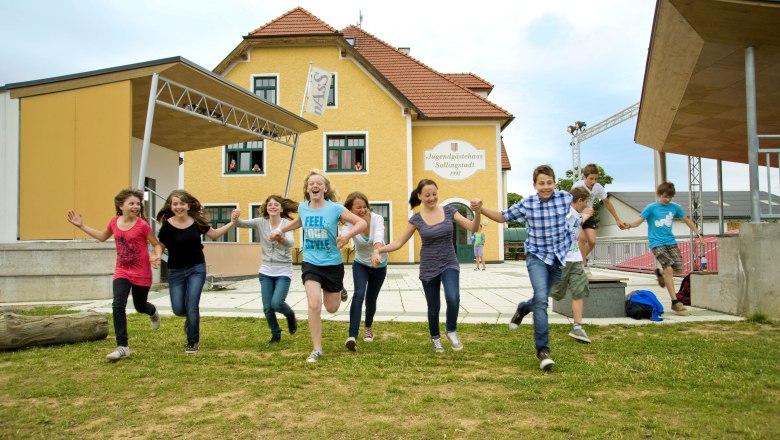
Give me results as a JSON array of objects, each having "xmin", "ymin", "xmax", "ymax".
[{"xmin": 472, "ymin": 165, "xmax": 571, "ymax": 371}]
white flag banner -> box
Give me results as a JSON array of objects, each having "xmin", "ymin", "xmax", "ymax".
[{"xmin": 305, "ymin": 65, "xmax": 332, "ymax": 116}]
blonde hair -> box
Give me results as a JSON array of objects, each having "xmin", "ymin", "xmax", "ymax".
[{"xmin": 302, "ymin": 169, "xmax": 338, "ymax": 202}]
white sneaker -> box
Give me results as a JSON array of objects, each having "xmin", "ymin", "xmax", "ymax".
[
  {"xmin": 430, "ymin": 337, "xmax": 444, "ymax": 353},
  {"xmin": 538, "ymin": 352, "xmax": 555, "ymax": 371},
  {"xmin": 106, "ymin": 346, "xmax": 130, "ymax": 363},
  {"xmin": 150, "ymin": 310, "xmax": 160, "ymax": 330},
  {"xmin": 446, "ymin": 331, "xmax": 463, "ymax": 351},
  {"xmin": 345, "ymin": 337, "xmax": 357, "ymax": 351},
  {"xmin": 306, "ymin": 350, "xmax": 324, "ymax": 363}
]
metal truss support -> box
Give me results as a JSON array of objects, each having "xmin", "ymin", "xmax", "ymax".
[
  {"xmin": 688, "ymin": 155, "xmax": 703, "ymax": 269},
  {"xmin": 569, "ymin": 102, "xmax": 639, "ymax": 180},
  {"xmin": 154, "ymin": 76, "xmax": 299, "ymax": 148}
]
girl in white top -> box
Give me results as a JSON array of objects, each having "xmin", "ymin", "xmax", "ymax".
[
  {"xmin": 341, "ymin": 192, "xmax": 389, "ymax": 352},
  {"xmin": 236, "ymin": 195, "xmax": 299, "ymax": 344}
]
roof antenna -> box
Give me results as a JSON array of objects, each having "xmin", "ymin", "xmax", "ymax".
[{"xmin": 357, "ymin": 10, "xmax": 363, "ymax": 28}]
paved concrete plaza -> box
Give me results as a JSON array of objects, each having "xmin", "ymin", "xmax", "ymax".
[{"xmin": 61, "ymin": 260, "xmax": 741, "ymax": 326}]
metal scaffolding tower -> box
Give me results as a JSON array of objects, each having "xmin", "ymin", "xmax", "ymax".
[{"xmin": 568, "ymin": 102, "xmax": 640, "ymax": 180}]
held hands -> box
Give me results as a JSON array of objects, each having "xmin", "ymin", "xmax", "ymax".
[
  {"xmin": 149, "ymin": 254, "xmax": 161, "ymax": 269},
  {"xmin": 269, "ymin": 228, "xmax": 282, "ymax": 242},
  {"xmin": 470, "ymin": 198, "xmax": 483, "ymax": 212},
  {"xmin": 336, "ymin": 234, "xmax": 349, "ymax": 248},
  {"xmin": 67, "ymin": 211, "xmax": 83, "ymax": 228},
  {"xmin": 617, "ymin": 220, "xmax": 629, "ymax": 230},
  {"xmin": 370, "ymin": 250, "xmax": 382, "ymax": 268},
  {"xmin": 230, "ymin": 209, "xmax": 241, "ymax": 224}
]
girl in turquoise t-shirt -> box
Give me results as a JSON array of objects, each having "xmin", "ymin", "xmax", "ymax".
[{"xmin": 269, "ymin": 170, "xmax": 366, "ymax": 363}]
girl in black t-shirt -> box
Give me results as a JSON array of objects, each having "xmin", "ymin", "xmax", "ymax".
[{"xmin": 157, "ymin": 190, "xmax": 239, "ymax": 354}]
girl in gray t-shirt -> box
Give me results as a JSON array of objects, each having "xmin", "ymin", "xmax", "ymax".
[{"xmin": 374, "ymin": 179, "xmax": 481, "ymax": 353}]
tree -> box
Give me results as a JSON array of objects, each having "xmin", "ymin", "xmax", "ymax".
[
  {"xmin": 506, "ymin": 192, "xmax": 524, "ymax": 228},
  {"xmin": 557, "ymin": 165, "xmax": 614, "ymax": 216}
]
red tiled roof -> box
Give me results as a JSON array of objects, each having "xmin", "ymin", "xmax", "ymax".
[
  {"xmin": 341, "ymin": 26, "xmax": 511, "ymax": 120},
  {"xmin": 247, "ymin": 7, "xmax": 340, "ymax": 37},
  {"xmin": 501, "ymin": 138, "xmax": 511, "ymax": 170},
  {"xmin": 443, "ymin": 73, "xmax": 494, "ymax": 91}
]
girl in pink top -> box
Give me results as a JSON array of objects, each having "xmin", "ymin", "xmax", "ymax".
[{"xmin": 67, "ymin": 188, "xmax": 163, "ymax": 363}]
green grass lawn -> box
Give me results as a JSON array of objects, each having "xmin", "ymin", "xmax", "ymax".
[{"xmin": 1, "ymin": 308, "xmax": 778, "ymax": 439}]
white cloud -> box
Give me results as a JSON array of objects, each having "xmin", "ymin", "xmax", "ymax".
[{"xmin": 1, "ymin": 0, "xmax": 764, "ymax": 198}]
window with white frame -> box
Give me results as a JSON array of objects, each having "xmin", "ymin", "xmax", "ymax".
[
  {"xmin": 203, "ymin": 206, "xmax": 238, "ymax": 242},
  {"xmin": 225, "ymin": 141, "xmax": 264, "ymax": 174},
  {"xmin": 253, "ymin": 76, "xmax": 277, "ymax": 104},
  {"xmin": 370, "ymin": 203, "xmax": 391, "ymax": 244},
  {"xmin": 326, "ymin": 134, "xmax": 366, "ymax": 172}
]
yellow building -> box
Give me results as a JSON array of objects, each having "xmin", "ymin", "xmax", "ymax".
[
  {"xmin": 185, "ymin": 8, "xmax": 514, "ymax": 272},
  {"xmin": 0, "ymin": 58, "xmax": 315, "ymax": 300}
]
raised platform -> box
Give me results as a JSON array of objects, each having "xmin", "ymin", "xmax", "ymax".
[{"xmin": 553, "ymin": 277, "xmax": 627, "ymax": 318}]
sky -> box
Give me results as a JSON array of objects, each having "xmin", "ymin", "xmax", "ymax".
[{"xmin": 0, "ymin": 0, "xmax": 769, "ymax": 197}]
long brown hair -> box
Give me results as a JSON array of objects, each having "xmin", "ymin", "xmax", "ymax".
[
  {"xmin": 261, "ymin": 195, "xmax": 298, "ymax": 220},
  {"xmin": 156, "ymin": 189, "xmax": 210, "ymax": 229},
  {"xmin": 409, "ymin": 179, "xmax": 437, "ymax": 209}
]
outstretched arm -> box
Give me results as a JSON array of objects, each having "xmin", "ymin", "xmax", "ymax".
[
  {"xmin": 205, "ymin": 209, "xmax": 240, "ymax": 240},
  {"xmin": 337, "ymin": 210, "xmax": 367, "ymax": 248},
  {"xmin": 454, "ymin": 209, "xmax": 481, "ymax": 233},
  {"xmin": 625, "ymin": 216, "xmax": 645, "ymax": 229},
  {"xmin": 67, "ymin": 211, "xmax": 112, "ymax": 241},
  {"xmin": 470, "ymin": 199, "xmax": 507, "ymax": 224},
  {"xmin": 602, "ymin": 197, "xmax": 627, "ymax": 229},
  {"xmin": 376, "ymin": 223, "xmax": 416, "ymax": 254}
]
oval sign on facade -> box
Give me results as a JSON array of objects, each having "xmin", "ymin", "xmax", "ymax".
[{"xmin": 424, "ymin": 140, "xmax": 486, "ymax": 180}]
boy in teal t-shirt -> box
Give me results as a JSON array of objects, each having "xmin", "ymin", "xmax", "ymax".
[{"xmin": 626, "ymin": 182, "xmax": 703, "ymax": 315}]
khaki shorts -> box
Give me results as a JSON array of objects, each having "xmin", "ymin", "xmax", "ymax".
[
  {"xmin": 550, "ymin": 261, "xmax": 590, "ymax": 301},
  {"xmin": 651, "ymin": 245, "xmax": 683, "ymax": 273}
]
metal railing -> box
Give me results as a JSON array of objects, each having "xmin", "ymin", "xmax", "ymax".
[{"xmin": 590, "ymin": 237, "xmax": 719, "ymax": 274}]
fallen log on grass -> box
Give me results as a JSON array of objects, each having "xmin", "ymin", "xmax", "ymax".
[{"xmin": 0, "ymin": 310, "xmax": 108, "ymax": 350}]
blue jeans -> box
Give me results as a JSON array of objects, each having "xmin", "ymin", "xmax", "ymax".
[
  {"xmin": 518, "ymin": 253, "xmax": 562, "ymax": 355},
  {"xmin": 168, "ymin": 263, "xmax": 206, "ymax": 345},
  {"xmin": 349, "ymin": 262, "xmax": 387, "ymax": 338},
  {"xmin": 112, "ymin": 278, "xmax": 155, "ymax": 347},
  {"xmin": 259, "ymin": 274, "xmax": 294, "ymax": 338},
  {"xmin": 421, "ymin": 268, "xmax": 460, "ymax": 337}
]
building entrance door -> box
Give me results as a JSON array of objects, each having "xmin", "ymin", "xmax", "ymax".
[{"xmin": 449, "ymin": 202, "xmax": 475, "ymax": 264}]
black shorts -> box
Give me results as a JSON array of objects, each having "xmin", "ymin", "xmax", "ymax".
[
  {"xmin": 301, "ymin": 262, "xmax": 345, "ymax": 293},
  {"xmin": 582, "ymin": 216, "xmax": 600, "ymax": 230}
]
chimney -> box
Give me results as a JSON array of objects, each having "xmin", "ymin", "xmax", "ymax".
[{"xmin": 398, "ymin": 47, "xmax": 410, "ymax": 55}]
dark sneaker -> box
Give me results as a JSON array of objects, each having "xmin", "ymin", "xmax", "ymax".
[
  {"xmin": 446, "ymin": 331, "xmax": 464, "ymax": 351},
  {"xmin": 269, "ymin": 335, "xmax": 281, "ymax": 344},
  {"xmin": 509, "ymin": 308, "xmax": 523, "ymax": 330},
  {"xmin": 671, "ymin": 302, "xmax": 690, "ymax": 315},
  {"xmin": 345, "ymin": 337, "xmax": 357, "ymax": 351},
  {"xmin": 538, "ymin": 351, "xmax": 555, "ymax": 371},
  {"xmin": 431, "ymin": 336, "xmax": 444, "ymax": 353},
  {"xmin": 106, "ymin": 346, "xmax": 130, "ymax": 362},
  {"xmin": 306, "ymin": 350, "xmax": 323, "ymax": 363},
  {"xmin": 364, "ymin": 327, "xmax": 374, "ymax": 342},
  {"xmin": 287, "ymin": 313, "xmax": 298, "ymax": 335},
  {"xmin": 654, "ymin": 268, "xmax": 666, "ymax": 287},
  {"xmin": 150, "ymin": 310, "xmax": 161, "ymax": 330},
  {"xmin": 569, "ymin": 327, "xmax": 591, "ymax": 343},
  {"xmin": 340, "ymin": 288, "xmax": 349, "ymax": 302},
  {"xmin": 185, "ymin": 343, "xmax": 199, "ymax": 354}
]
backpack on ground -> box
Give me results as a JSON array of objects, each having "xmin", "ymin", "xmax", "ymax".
[
  {"xmin": 676, "ymin": 274, "xmax": 691, "ymax": 306},
  {"xmin": 625, "ymin": 298, "xmax": 654, "ymax": 320}
]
